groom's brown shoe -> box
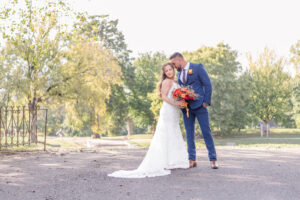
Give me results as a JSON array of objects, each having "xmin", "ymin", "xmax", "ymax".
[
  {"xmin": 189, "ymin": 160, "xmax": 197, "ymax": 168},
  {"xmin": 210, "ymin": 161, "xmax": 218, "ymax": 169}
]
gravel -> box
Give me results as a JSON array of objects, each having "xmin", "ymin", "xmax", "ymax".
[{"xmin": 0, "ymin": 147, "xmax": 300, "ymax": 200}]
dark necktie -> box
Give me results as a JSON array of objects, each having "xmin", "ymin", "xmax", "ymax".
[{"xmin": 183, "ymin": 69, "xmax": 187, "ymax": 84}]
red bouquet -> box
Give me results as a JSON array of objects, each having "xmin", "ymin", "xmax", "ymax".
[{"xmin": 172, "ymin": 86, "xmax": 199, "ymax": 117}]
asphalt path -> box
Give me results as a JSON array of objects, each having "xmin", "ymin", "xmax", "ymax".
[{"xmin": 0, "ymin": 147, "xmax": 300, "ymax": 200}]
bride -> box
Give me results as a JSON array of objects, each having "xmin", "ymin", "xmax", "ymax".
[{"xmin": 108, "ymin": 62, "xmax": 189, "ymax": 178}]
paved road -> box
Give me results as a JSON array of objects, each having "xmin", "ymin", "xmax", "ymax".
[{"xmin": 0, "ymin": 147, "xmax": 300, "ymax": 200}]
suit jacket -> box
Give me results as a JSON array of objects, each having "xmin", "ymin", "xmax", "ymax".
[{"xmin": 177, "ymin": 62, "xmax": 212, "ymax": 109}]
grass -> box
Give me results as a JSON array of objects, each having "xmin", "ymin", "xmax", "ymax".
[
  {"xmin": 130, "ymin": 128, "xmax": 300, "ymax": 149},
  {"xmin": 0, "ymin": 135, "xmax": 82, "ymax": 152},
  {"xmin": 45, "ymin": 137, "xmax": 82, "ymax": 148},
  {"xmin": 231, "ymin": 128, "xmax": 300, "ymax": 137},
  {"xmin": 1, "ymin": 128, "xmax": 300, "ymax": 152},
  {"xmin": 126, "ymin": 134, "xmax": 153, "ymax": 140},
  {"xmin": 0, "ymin": 144, "xmax": 41, "ymax": 153},
  {"xmin": 0, "ymin": 135, "xmax": 40, "ymax": 152},
  {"xmin": 132, "ymin": 138, "xmax": 300, "ymax": 149},
  {"xmin": 200, "ymin": 137, "xmax": 300, "ymax": 148}
]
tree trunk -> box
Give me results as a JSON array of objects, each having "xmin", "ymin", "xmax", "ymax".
[
  {"xmin": 262, "ymin": 120, "xmax": 270, "ymax": 138},
  {"xmin": 152, "ymin": 123, "xmax": 156, "ymax": 135},
  {"xmin": 260, "ymin": 123, "xmax": 264, "ymax": 137},
  {"xmin": 127, "ymin": 117, "xmax": 133, "ymax": 139},
  {"xmin": 28, "ymin": 98, "xmax": 40, "ymax": 143},
  {"xmin": 266, "ymin": 122, "xmax": 270, "ymax": 137},
  {"xmin": 30, "ymin": 110, "xmax": 38, "ymax": 143},
  {"xmin": 96, "ymin": 114, "xmax": 101, "ymax": 138}
]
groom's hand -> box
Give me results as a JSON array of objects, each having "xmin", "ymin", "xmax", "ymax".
[{"xmin": 203, "ymin": 102, "xmax": 209, "ymax": 108}]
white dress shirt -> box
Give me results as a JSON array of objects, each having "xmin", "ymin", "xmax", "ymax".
[{"xmin": 180, "ymin": 62, "xmax": 190, "ymax": 83}]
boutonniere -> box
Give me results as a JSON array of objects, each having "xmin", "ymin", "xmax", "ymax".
[{"xmin": 188, "ymin": 69, "xmax": 193, "ymax": 75}]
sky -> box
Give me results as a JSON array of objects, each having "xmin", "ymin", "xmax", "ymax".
[
  {"xmin": 1, "ymin": 0, "xmax": 299, "ymax": 74},
  {"xmin": 69, "ymin": 0, "xmax": 299, "ymax": 74}
]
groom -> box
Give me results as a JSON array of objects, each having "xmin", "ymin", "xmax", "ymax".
[{"xmin": 170, "ymin": 52, "xmax": 218, "ymax": 169}]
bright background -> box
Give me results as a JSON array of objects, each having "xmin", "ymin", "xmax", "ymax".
[{"xmin": 70, "ymin": 0, "xmax": 300, "ymax": 74}]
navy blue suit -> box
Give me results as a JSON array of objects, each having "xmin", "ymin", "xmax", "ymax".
[{"xmin": 178, "ymin": 63, "xmax": 217, "ymax": 161}]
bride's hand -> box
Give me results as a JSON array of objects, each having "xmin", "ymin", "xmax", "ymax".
[{"xmin": 175, "ymin": 100, "xmax": 185, "ymax": 107}]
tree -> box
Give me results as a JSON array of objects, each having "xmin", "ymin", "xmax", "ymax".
[
  {"xmin": 248, "ymin": 47, "xmax": 293, "ymax": 135},
  {"xmin": 0, "ymin": 0, "xmax": 72, "ymax": 141},
  {"xmin": 130, "ymin": 52, "xmax": 167, "ymax": 133},
  {"xmin": 292, "ymin": 74, "xmax": 300, "ymax": 128},
  {"xmin": 183, "ymin": 43, "xmax": 250, "ymax": 134},
  {"xmin": 0, "ymin": 0, "xmax": 122, "ymax": 138},
  {"xmin": 290, "ymin": 41, "xmax": 300, "ymax": 127},
  {"xmin": 73, "ymin": 14, "xmax": 135, "ymax": 136},
  {"xmin": 0, "ymin": 50, "xmax": 12, "ymax": 106},
  {"xmin": 231, "ymin": 71, "xmax": 253, "ymax": 131},
  {"xmin": 290, "ymin": 40, "xmax": 300, "ymax": 73},
  {"xmin": 60, "ymin": 41, "xmax": 122, "ymax": 136},
  {"xmin": 105, "ymin": 84, "xmax": 128, "ymax": 135}
]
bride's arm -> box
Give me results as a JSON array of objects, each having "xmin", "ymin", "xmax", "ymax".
[{"xmin": 161, "ymin": 80, "xmax": 184, "ymax": 106}]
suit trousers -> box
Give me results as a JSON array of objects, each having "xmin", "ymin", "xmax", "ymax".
[{"xmin": 182, "ymin": 106, "xmax": 217, "ymax": 161}]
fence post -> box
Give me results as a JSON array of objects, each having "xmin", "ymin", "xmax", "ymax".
[
  {"xmin": 5, "ymin": 107, "xmax": 8, "ymax": 147},
  {"xmin": 44, "ymin": 109, "xmax": 48, "ymax": 151},
  {"xmin": 22, "ymin": 106, "xmax": 25, "ymax": 146},
  {"xmin": 28, "ymin": 106, "xmax": 31, "ymax": 146},
  {"xmin": 0, "ymin": 107, "xmax": 2, "ymax": 151},
  {"xmin": 16, "ymin": 106, "xmax": 20, "ymax": 147},
  {"xmin": 10, "ymin": 106, "xmax": 14, "ymax": 147},
  {"xmin": 35, "ymin": 107, "xmax": 38, "ymax": 145}
]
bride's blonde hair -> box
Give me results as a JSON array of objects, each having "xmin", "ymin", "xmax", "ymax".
[{"xmin": 158, "ymin": 62, "xmax": 175, "ymax": 98}]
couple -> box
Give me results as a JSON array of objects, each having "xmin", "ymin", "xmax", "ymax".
[{"xmin": 108, "ymin": 53, "xmax": 218, "ymax": 178}]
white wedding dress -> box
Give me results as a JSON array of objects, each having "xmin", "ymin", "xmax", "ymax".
[{"xmin": 108, "ymin": 82, "xmax": 189, "ymax": 178}]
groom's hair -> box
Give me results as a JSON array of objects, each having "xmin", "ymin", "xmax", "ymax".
[{"xmin": 169, "ymin": 52, "xmax": 183, "ymax": 60}]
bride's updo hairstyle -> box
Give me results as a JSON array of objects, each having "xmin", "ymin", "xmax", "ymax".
[{"xmin": 158, "ymin": 62, "xmax": 175, "ymax": 98}]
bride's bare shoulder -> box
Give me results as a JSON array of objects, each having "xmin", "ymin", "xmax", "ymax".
[{"xmin": 162, "ymin": 79, "xmax": 173, "ymax": 87}]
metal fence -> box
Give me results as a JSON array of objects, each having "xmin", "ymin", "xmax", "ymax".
[{"xmin": 0, "ymin": 106, "xmax": 48, "ymax": 151}]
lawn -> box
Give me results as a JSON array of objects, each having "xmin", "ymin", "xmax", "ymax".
[
  {"xmin": 1, "ymin": 129, "xmax": 300, "ymax": 152},
  {"xmin": 130, "ymin": 128, "xmax": 300, "ymax": 148},
  {"xmin": 0, "ymin": 136, "xmax": 82, "ymax": 152}
]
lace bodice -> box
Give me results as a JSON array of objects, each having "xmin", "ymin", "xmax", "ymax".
[{"xmin": 167, "ymin": 81, "xmax": 180, "ymax": 101}]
